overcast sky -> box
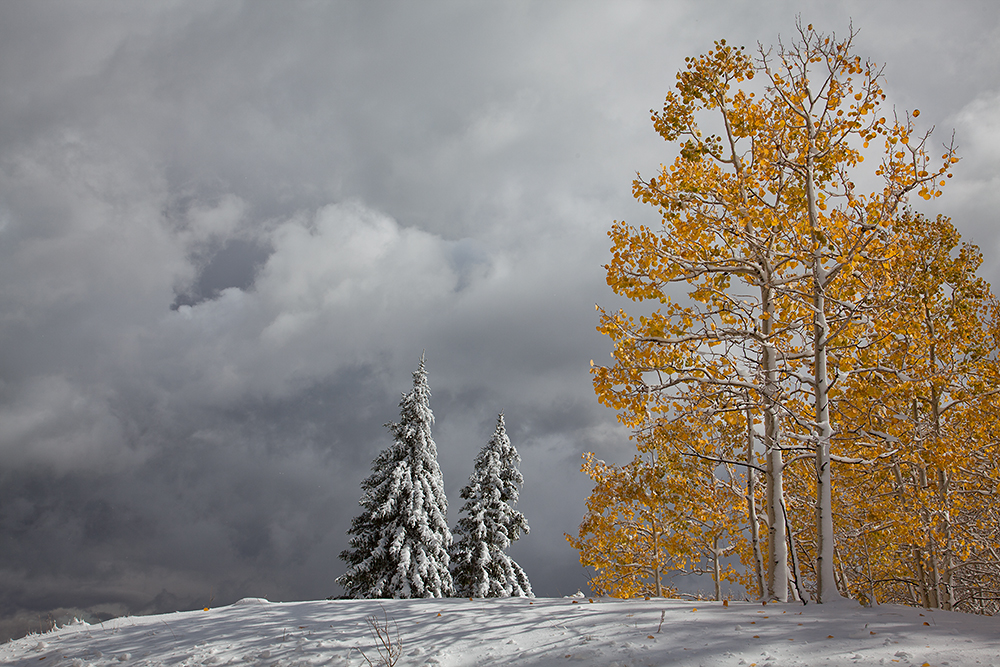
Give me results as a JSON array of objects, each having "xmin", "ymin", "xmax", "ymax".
[{"xmin": 1, "ymin": 0, "xmax": 998, "ymax": 640}]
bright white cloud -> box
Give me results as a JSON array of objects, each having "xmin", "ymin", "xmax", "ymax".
[{"xmin": 157, "ymin": 201, "xmax": 480, "ymax": 402}]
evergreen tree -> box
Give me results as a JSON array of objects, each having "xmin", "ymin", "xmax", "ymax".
[
  {"xmin": 337, "ymin": 355, "xmax": 453, "ymax": 598},
  {"xmin": 450, "ymin": 413, "xmax": 533, "ymax": 598}
]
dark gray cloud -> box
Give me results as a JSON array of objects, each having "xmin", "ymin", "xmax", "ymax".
[{"xmin": 0, "ymin": 0, "xmax": 998, "ymax": 641}]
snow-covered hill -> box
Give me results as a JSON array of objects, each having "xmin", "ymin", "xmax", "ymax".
[{"xmin": 2, "ymin": 596, "xmax": 998, "ymax": 666}]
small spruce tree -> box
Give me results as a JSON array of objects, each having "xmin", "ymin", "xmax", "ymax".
[
  {"xmin": 450, "ymin": 413, "xmax": 533, "ymax": 598},
  {"xmin": 337, "ymin": 354, "xmax": 453, "ymax": 598}
]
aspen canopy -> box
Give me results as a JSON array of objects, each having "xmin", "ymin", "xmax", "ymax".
[{"xmin": 575, "ymin": 21, "xmax": 1000, "ymax": 611}]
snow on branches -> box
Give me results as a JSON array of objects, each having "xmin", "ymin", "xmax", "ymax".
[
  {"xmin": 338, "ymin": 355, "xmax": 453, "ymax": 598},
  {"xmin": 450, "ymin": 413, "xmax": 533, "ymax": 598}
]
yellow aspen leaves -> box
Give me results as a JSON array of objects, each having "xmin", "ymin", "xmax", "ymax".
[{"xmin": 577, "ymin": 21, "xmax": 987, "ymax": 611}]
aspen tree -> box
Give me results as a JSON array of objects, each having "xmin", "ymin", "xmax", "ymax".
[
  {"xmin": 591, "ymin": 22, "xmax": 956, "ymax": 603},
  {"xmin": 754, "ymin": 22, "xmax": 956, "ymax": 602},
  {"xmin": 595, "ymin": 36, "xmax": 799, "ymax": 601},
  {"xmin": 567, "ymin": 452, "xmax": 686, "ymax": 598},
  {"xmin": 832, "ymin": 213, "xmax": 1000, "ymax": 610},
  {"xmin": 568, "ymin": 416, "xmax": 747, "ymax": 599}
]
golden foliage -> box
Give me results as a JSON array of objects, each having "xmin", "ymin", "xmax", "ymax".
[{"xmin": 572, "ymin": 22, "xmax": 1000, "ymax": 610}]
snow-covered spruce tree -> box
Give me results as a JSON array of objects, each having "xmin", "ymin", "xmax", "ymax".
[
  {"xmin": 450, "ymin": 413, "xmax": 533, "ymax": 598},
  {"xmin": 337, "ymin": 355, "xmax": 453, "ymax": 598}
]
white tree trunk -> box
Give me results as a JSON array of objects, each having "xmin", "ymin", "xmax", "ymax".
[
  {"xmin": 761, "ymin": 284, "xmax": 789, "ymax": 602},
  {"xmin": 765, "ymin": 440, "xmax": 789, "ymax": 601},
  {"xmin": 805, "ymin": 118, "xmax": 839, "ymax": 603},
  {"xmin": 746, "ymin": 407, "xmax": 765, "ymax": 599},
  {"xmin": 712, "ymin": 534, "xmax": 723, "ymax": 601}
]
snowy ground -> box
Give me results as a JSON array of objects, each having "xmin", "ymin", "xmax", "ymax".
[{"xmin": 2, "ymin": 596, "xmax": 998, "ymax": 667}]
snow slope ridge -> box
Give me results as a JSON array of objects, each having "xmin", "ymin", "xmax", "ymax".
[{"xmin": 2, "ymin": 597, "xmax": 998, "ymax": 667}]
